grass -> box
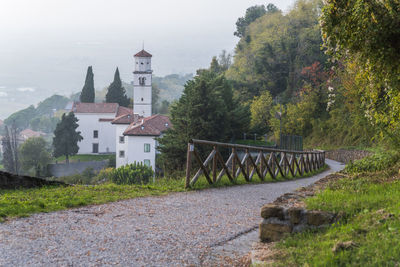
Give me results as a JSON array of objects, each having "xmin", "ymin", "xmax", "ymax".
[
  {"xmin": 273, "ymin": 151, "xmax": 400, "ymax": 266},
  {"xmin": 54, "ymin": 154, "xmax": 115, "ymax": 163},
  {"xmin": 0, "ymin": 164, "xmax": 328, "ymax": 222}
]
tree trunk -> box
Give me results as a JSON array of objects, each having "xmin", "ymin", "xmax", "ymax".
[{"xmin": 66, "ymin": 154, "xmax": 69, "ymax": 165}]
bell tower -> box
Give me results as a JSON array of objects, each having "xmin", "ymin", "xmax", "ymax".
[{"xmin": 133, "ymin": 49, "xmax": 152, "ymax": 117}]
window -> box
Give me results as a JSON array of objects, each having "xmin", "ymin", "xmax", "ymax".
[
  {"xmin": 144, "ymin": 159, "xmax": 151, "ymax": 167},
  {"xmin": 92, "ymin": 143, "xmax": 99, "ymax": 153},
  {"xmin": 119, "ymin": 150, "xmax": 125, "ymax": 158},
  {"xmin": 119, "ymin": 136, "xmax": 124, "ymax": 143},
  {"xmin": 139, "ymin": 77, "xmax": 146, "ymax": 86},
  {"xmin": 93, "ymin": 130, "xmax": 98, "ymax": 138},
  {"xmin": 141, "ymin": 97, "xmax": 144, "ymax": 102},
  {"xmin": 144, "ymin": 143, "xmax": 150, "ymax": 152}
]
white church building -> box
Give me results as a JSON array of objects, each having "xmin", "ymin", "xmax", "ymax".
[{"xmin": 73, "ymin": 49, "xmax": 170, "ymax": 171}]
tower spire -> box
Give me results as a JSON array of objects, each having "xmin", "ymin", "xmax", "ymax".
[{"xmin": 142, "ymin": 41, "xmax": 144, "ymax": 50}]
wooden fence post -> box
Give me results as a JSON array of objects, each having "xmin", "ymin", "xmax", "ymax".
[{"xmin": 185, "ymin": 142, "xmax": 194, "ymax": 188}]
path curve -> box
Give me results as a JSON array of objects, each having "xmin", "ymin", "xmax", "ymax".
[{"xmin": 0, "ymin": 159, "xmax": 344, "ymax": 266}]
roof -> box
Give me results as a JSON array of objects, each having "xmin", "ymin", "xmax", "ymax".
[
  {"xmin": 111, "ymin": 113, "xmax": 142, "ymax": 125},
  {"xmin": 123, "ymin": 114, "xmax": 171, "ymax": 136},
  {"xmin": 72, "ymin": 102, "xmax": 119, "ymax": 114},
  {"xmin": 134, "ymin": 49, "xmax": 152, "ymax": 58},
  {"xmin": 20, "ymin": 129, "xmax": 45, "ymax": 139},
  {"xmin": 116, "ymin": 106, "xmax": 133, "ymax": 117}
]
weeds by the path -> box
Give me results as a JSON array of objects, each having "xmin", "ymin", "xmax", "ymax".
[
  {"xmin": 273, "ymin": 150, "xmax": 400, "ymax": 266},
  {"xmin": 0, "ymin": 165, "xmax": 327, "ymax": 222}
]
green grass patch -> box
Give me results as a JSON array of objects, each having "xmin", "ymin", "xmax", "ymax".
[
  {"xmin": 274, "ymin": 152, "xmax": 400, "ymax": 266},
  {"xmin": 0, "ymin": 164, "xmax": 328, "ymax": 222},
  {"xmin": 54, "ymin": 154, "xmax": 114, "ymax": 163}
]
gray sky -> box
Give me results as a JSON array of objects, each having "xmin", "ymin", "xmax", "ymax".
[{"xmin": 0, "ymin": 0, "xmax": 294, "ymax": 118}]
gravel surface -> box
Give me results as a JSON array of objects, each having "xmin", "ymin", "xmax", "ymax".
[{"xmin": 0, "ymin": 159, "xmax": 343, "ymax": 266}]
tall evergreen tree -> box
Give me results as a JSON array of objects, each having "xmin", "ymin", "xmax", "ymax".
[
  {"xmin": 80, "ymin": 66, "xmax": 95, "ymax": 103},
  {"xmin": 105, "ymin": 67, "xmax": 130, "ymax": 107},
  {"xmin": 157, "ymin": 70, "xmax": 250, "ymax": 171},
  {"xmin": 53, "ymin": 113, "xmax": 83, "ymax": 164}
]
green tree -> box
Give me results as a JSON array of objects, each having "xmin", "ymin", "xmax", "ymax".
[
  {"xmin": 4, "ymin": 105, "xmax": 37, "ymax": 130},
  {"xmin": 53, "ymin": 112, "xmax": 83, "ymax": 164},
  {"xmin": 80, "ymin": 66, "xmax": 95, "ymax": 103},
  {"xmin": 105, "ymin": 67, "xmax": 129, "ymax": 107},
  {"xmin": 234, "ymin": 5, "xmax": 267, "ymax": 38},
  {"xmin": 19, "ymin": 137, "xmax": 51, "ymax": 177},
  {"xmin": 228, "ymin": 0, "xmax": 326, "ymax": 101},
  {"xmin": 250, "ymin": 90, "xmax": 274, "ymax": 133},
  {"xmin": 321, "ymin": 0, "xmax": 400, "ymax": 144},
  {"xmin": 158, "ymin": 71, "xmax": 250, "ymax": 171}
]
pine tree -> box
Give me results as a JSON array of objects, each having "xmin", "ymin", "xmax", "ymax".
[
  {"xmin": 105, "ymin": 67, "xmax": 130, "ymax": 107},
  {"xmin": 80, "ymin": 66, "xmax": 95, "ymax": 103},
  {"xmin": 157, "ymin": 70, "xmax": 250, "ymax": 171},
  {"xmin": 53, "ymin": 113, "xmax": 83, "ymax": 164}
]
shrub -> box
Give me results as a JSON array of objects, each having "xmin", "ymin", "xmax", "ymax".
[
  {"xmin": 93, "ymin": 167, "xmax": 114, "ymax": 184},
  {"xmin": 345, "ymin": 151, "xmax": 399, "ymax": 173},
  {"xmin": 109, "ymin": 162, "xmax": 153, "ymax": 185}
]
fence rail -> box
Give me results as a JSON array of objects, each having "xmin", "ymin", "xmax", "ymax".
[{"xmin": 185, "ymin": 139, "xmax": 325, "ymax": 188}]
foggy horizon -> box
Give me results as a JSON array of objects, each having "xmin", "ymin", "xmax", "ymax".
[{"xmin": 0, "ymin": 0, "xmax": 295, "ymax": 118}]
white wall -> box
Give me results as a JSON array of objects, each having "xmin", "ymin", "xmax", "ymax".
[
  {"xmin": 75, "ymin": 113, "xmax": 116, "ymax": 154},
  {"xmin": 133, "ymin": 72, "xmax": 152, "ymax": 117},
  {"xmin": 115, "ymin": 124, "xmax": 129, "ymax": 167},
  {"xmin": 135, "ymin": 57, "xmax": 151, "ymax": 72},
  {"xmin": 117, "ymin": 135, "xmax": 156, "ymax": 170}
]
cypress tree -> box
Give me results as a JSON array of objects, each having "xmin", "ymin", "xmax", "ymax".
[
  {"xmin": 53, "ymin": 113, "xmax": 83, "ymax": 164},
  {"xmin": 80, "ymin": 66, "xmax": 95, "ymax": 103},
  {"xmin": 105, "ymin": 67, "xmax": 130, "ymax": 107}
]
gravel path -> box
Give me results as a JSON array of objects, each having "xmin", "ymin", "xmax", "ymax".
[{"xmin": 0, "ymin": 159, "xmax": 343, "ymax": 267}]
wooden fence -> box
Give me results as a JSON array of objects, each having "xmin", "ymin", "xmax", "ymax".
[{"xmin": 185, "ymin": 139, "xmax": 325, "ymax": 188}]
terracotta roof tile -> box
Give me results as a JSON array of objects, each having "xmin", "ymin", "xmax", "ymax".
[
  {"xmin": 134, "ymin": 49, "xmax": 152, "ymax": 58},
  {"xmin": 72, "ymin": 102, "xmax": 119, "ymax": 114},
  {"xmin": 112, "ymin": 113, "xmax": 142, "ymax": 124},
  {"xmin": 123, "ymin": 114, "xmax": 171, "ymax": 136},
  {"xmin": 116, "ymin": 106, "xmax": 133, "ymax": 117}
]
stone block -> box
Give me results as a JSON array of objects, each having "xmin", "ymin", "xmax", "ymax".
[
  {"xmin": 260, "ymin": 204, "xmax": 284, "ymax": 220},
  {"xmin": 288, "ymin": 207, "xmax": 303, "ymax": 224},
  {"xmin": 259, "ymin": 219, "xmax": 292, "ymax": 242},
  {"xmin": 307, "ymin": 210, "xmax": 334, "ymax": 226}
]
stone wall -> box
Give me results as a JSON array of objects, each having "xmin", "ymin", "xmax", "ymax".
[
  {"xmin": 0, "ymin": 171, "xmax": 64, "ymax": 190},
  {"xmin": 325, "ymin": 149, "xmax": 371, "ymax": 164},
  {"xmin": 259, "ymin": 204, "xmax": 337, "ymax": 242},
  {"xmin": 48, "ymin": 160, "xmax": 109, "ymax": 177}
]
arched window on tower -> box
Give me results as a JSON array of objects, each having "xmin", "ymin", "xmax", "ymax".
[{"xmin": 139, "ymin": 77, "xmax": 146, "ymax": 86}]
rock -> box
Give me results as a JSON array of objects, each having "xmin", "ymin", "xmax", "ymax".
[
  {"xmin": 288, "ymin": 207, "xmax": 303, "ymax": 224},
  {"xmin": 332, "ymin": 241, "xmax": 358, "ymax": 253},
  {"xmin": 261, "ymin": 204, "xmax": 284, "ymax": 220},
  {"xmin": 259, "ymin": 219, "xmax": 292, "ymax": 242},
  {"xmin": 307, "ymin": 210, "xmax": 334, "ymax": 226}
]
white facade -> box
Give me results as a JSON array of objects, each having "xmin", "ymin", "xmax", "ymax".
[
  {"xmin": 116, "ymin": 134, "xmax": 157, "ymax": 171},
  {"xmin": 133, "ymin": 55, "xmax": 152, "ymax": 118},
  {"xmin": 75, "ymin": 113, "xmax": 116, "ymax": 154}
]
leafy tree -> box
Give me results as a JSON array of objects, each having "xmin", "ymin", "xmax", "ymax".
[
  {"xmin": 19, "ymin": 137, "xmax": 51, "ymax": 177},
  {"xmin": 105, "ymin": 67, "xmax": 130, "ymax": 107},
  {"xmin": 158, "ymin": 71, "xmax": 250, "ymax": 171},
  {"xmin": 158, "ymin": 100, "xmax": 170, "ymax": 115},
  {"xmin": 250, "ymin": 90, "xmax": 274, "ymax": 133},
  {"xmin": 53, "ymin": 112, "xmax": 83, "ymax": 164},
  {"xmin": 209, "ymin": 50, "xmax": 232, "ymax": 74},
  {"xmin": 80, "ymin": 66, "xmax": 95, "ymax": 103},
  {"xmin": 321, "ymin": 0, "xmax": 400, "ymax": 144},
  {"xmin": 227, "ymin": 0, "xmax": 327, "ymax": 101},
  {"xmin": 2, "ymin": 125, "xmax": 19, "ymax": 174},
  {"xmin": 234, "ymin": 5, "xmax": 267, "ymax": 38}
]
